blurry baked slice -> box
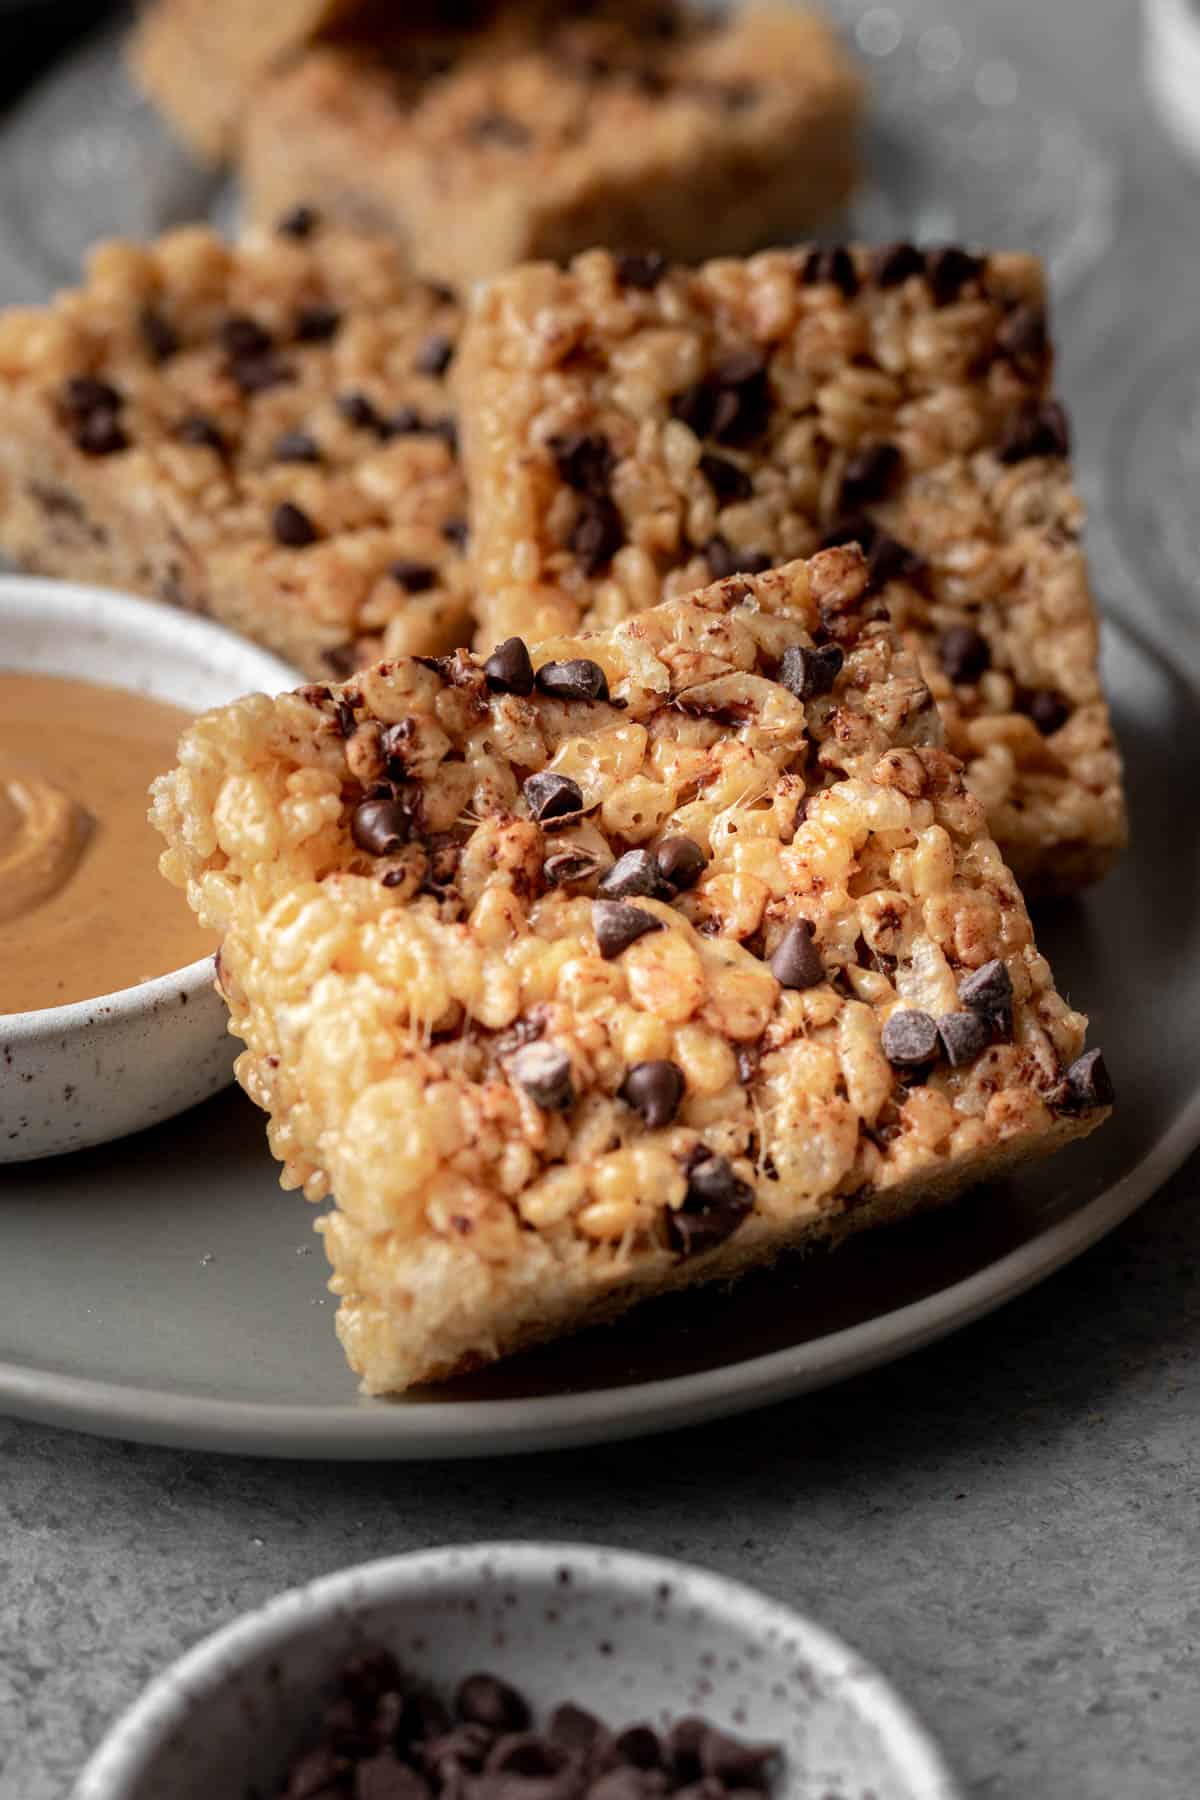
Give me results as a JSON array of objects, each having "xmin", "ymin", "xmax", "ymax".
[
  {"xmin": 152, "ymin": 549, "xmax": 1112, "ymax": 1394},
  {"xmin": 240, "ymin": 4, "xmax": 864, "ymax": 287},
  {"xmin": 0, "ymin": 221, "xmax": 471, "ymax": 679},
  {"xmin": 457, "ymin": 244, "xmax": 1125, "ymax": 895}
]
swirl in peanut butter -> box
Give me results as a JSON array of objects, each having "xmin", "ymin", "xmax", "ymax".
[{"xmin": 0, "ymin": 672, "xmax": 214, "ymax": 1012}]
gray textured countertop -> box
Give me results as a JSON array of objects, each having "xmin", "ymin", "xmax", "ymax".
[{"xmin": 6, "ymin": 1, "xmax": 1200, "ymax": 1797}]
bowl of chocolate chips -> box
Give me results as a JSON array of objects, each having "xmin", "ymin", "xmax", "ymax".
[{"xmin": 73, "ymin": 1543, "xmax": 960, "ymax": 1800}]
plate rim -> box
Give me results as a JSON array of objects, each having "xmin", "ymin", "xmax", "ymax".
[{"xmin": 2, "ymin": 613, "xmax": 1196, "ymax": 1460}]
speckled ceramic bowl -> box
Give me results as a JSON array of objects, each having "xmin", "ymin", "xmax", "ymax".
[
  {"xmin": 0, "ymin": 577, "xmax": 297, "ymax": 1162},
  {"xmin": 72, "ymin": 1543, "xmax": 960, "ymax": 1800}
]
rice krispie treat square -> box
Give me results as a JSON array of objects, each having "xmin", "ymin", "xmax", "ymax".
[
  {"xmin": 129, "ymin": 0, "xmax": 365, "ymax": 161},
  {"xmin": 152, "ymin": 549, "xmax": 1112, "ymax": 1394},
  {"xmin": 240, "ymin": 5, "xmax": 864, "ymax": 288},
  {"xmin": 458, "ymin": 245, "xmax": 1126, "ymax": 896},
  {"xmin": 0, "ymin": 221, "xmax": 472, "ymax": 679}
]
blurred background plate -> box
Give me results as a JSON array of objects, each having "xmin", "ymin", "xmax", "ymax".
[
  {"xmin": 0, "ymin": 616, "xmax": 1196, "ymax": 1459},
  {"xmin": 0, "ymin": 5, "xmax": 1119, "ymax": 306}
]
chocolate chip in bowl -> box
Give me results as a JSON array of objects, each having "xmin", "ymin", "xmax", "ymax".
[{"xmin": 73, "ymin": 1544, "xmax": 961, "ymax": 1800}]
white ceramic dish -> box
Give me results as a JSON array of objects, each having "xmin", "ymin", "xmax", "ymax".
[
  {"xmin": 73, "ymin": 1543, "xmax": 961, "ymax": 1800},
  {"xmin": 0, "ymin": 577, "xmax": 297, "ymax": 1162},
  {"xmin": 0, "ymin": 613, "xmax": 1194, "ymax": 1458}
]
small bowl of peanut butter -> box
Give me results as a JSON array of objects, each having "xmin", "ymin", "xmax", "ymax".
[{"xmin": 0, "ymin": 576, "xmax": 296, "ymax": 1161}]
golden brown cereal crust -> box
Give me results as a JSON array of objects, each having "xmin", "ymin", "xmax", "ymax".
[
  {"xmin": 240, "ymin": 6, "xmax": 863, "ymax": 287},
  {"xmin": 152, "ymin": 552, "xmax": 1110, "ymax": 1393},
  {"xmin": 457, "ymin": 245, "xmax": 1125, "ymax": 895},
  {"xmin": 0, "ymin": 223, "xmax": 471, "ymax": 678}
]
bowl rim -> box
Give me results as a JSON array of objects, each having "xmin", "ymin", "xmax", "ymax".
[
  {"xmin": 73, "ymin": 1541, "xmax": 961, "ymax": 1800},
  {"xmin": 0, "ymin": 573, "xmax": 299, "ymax": 1034}
]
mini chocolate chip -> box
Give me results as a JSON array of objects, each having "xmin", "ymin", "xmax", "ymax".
[
  {"xmin": 272, "ymin": 500, "xmax": 320, "ymax": 547},
  {"xmin": 819, "ymin": 512, "xmax": 876, "ymax": 553},
  {"xmin": 598, "ymin": 849, "xmax": 669, "ymax": 901},
  {"xmin": 937, "ymin": 1010, "xmax": 992, "ymax": 1068},
  {"xmin": 768, "ymin": 921, "xmax": 823, "ymax": 990},
  {"xmin": 294, "ymin": 303, "xmax": 342, "ymax": 343},
  {"xmin": 620, "ymin": 1059, "xmax": 685, "ymax": 1129},
  {"xmin": 654, "ymin": 834, "xmax": 706, "ymax": 891},
  {"xmin": 421, "ymin": 1725, "xmax": 494, "ymax": 1780},
  {"xmin": 548, "ymin": 431, "xmax": 615, "ymax": 496},
  {"xmin": 1060, "ymin": 1047, "xmax": 1115, "ymax": 1112},
  {"xmin": 277, "ymin": 203, "xmax": 319, "ymax": 238},
  {"xmin": 74, "ymin": 409, "xmax": 128, "ymax": 455},
  {"xmin": 283, "ymin": 1742, "xmax": 351, "ymax": 1797},
  {"xmin": 549, "ymin": 1704, "xmax": 604, "ymax": 1753},
  {"xmin": 588, "ymin": 1771, "xmax": 647, "ymax": 1800},
  {"xmin": 335, "ymin": 700, "xmax": 356, "ymax": 738},
  {"xmin": 229, "ymin": 351, "xmax": 295, "ymax": 394},
  {"xmin": 484, "ymin": 637, "xmax": 535, "ymax": 696},
  {"xmin": 938, "ymin": 623, "xmax": 991, "ymax": 684},
  {"xmin": 593, "ymin": 900, "xmax": 664, "ymax": 959},
  {"xmin": 486, "ymin": 1734, "xmax": 571, "ymax": 1779},
  {"xmin": 613, "ymin": 1726, "xmax": 661, "ymax": 1770},
  {"xmin": 958, "ymin": 958, "xmax": 1013, "ymax": 1017},
  {"xmin": 442, "ymin": 516, "xmax": 469, "ymax": 550},
  {"xmin": 535, "ymin": 658, "xmax": 610, "ymax": 702},
  {"xmin": 670, "ymin": 1156, "xmax": 753, "ymax": 1255},
  {"xmin": 699, "ymin": 452, "xmax": 753, "ymax": 505},
  {"xmin": 387, "ymin": 407, "xmax": 424, "ymax": 439},
  {"xmin": 778, "ymin": 642, "xmax": 843, "ymax": 701},
  {"xmin": 568, "ymin": 494, "xmax": 624, "ymax": 573},
  {"xmin": 872, "ymin": 241, "xmax": 925, "ymax": 286},
  {"xmin": 456, "ymin": 1676, "xmax": 531, "ymax": 1734},
  {"xmin": 139, "ymin": 306, "xmax": 179, "ymax": 363},
  {"xmin": 414, "ymin": 333, "xmax": 455, "ymax": 377},
  {"xmin": 338, "ymin": 391, "xmax": 382, "ymax": 431},
  {"xmin": 543, "ymin": 847, "xmax": 604, "ymax": 886},
  {"xmin": 700, "ymin": 1730, "xmax": 779, "ymax": 1789},
  {"xmin": 424, "ymin": 279, "xmax": 459, "ymax": 307},
  {"xmin": 671, "ymin": 379, "xmax": 715, "ymax": 437},
  {"xmin": 175, "ymin": 412, "xmax": 226, "ymax": 452},
  {"xmin": 512, "ymin": 1042, "xmax": 575, "ymax": 1111},
  {"xmin": 356, "ymin": 1753, "xmax": 431, "ymax": 1800},
  {"xmin": 339, "ymin": 1648, "xmax": 403, "ymax": 1712},
  {"xmin": 865, "ymin": 529, "xmax": 925, "ymax": 589},
  {"xmin": 271, "ymin": 428, "xmax": 322, "ymax": 463},
  {"xmin": 615, "ymin": 250, "xmax": 669, "ymax": 289},
  {"xmin": 995, "ymin": 401, "xmax": 1071, "ymax": 463},
  {"xmin": 704, "ymin": 536, "xmax": 773, "ymax": 580},
  {"xmin": 351, "ymin": 797, "xmax": 410, "ymax": 855},
  {"xmin": 996, "ymin": 303, "xmax": 1047, "ymax": 359},
  {"xmin": 390, "ymin": 559, "xmax": 437, "ymax": 593},
  {"xmin": 801, "ymin": 246, "xmax": 858, "ymax": 296},
  {"xmin": 430, "ymin": 414, "xmax": 458, "ymax": 454},
  {"xmin": 925, "ymin": 246, "xmax": 985, "ymax": 305},
  {"xmin": 1026, "ymin": 687, "xmax": 1071, "ymax": 735},
  {"xmin": 219, "ymin": 315, "xmax": 273, "ymax": 358},
  {"xmin": 709, "ymin": 350, "xmax": 771, "ymax": 445},
  {"xmin": 881, "ymin": 1009, "xmax": 939, "ymax": 1067},
  {"xmin": 839, "ymin": 441, "xmax": 900, "ymax": 510},
  {"xmin": 64, "ymin": 373, "xmax": 121, "ymax": 414},
  {"xmin": 471, "ymin": 109, "xmax": 531, "ymax": 146},
  {"xmin": 380, "ymin": 868, "xmax": 407, "ymax": 888},
  {"xmin": 523, "ymin": 770, "xmax": 585, "ymax": 823}
]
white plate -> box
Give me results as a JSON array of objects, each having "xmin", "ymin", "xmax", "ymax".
[{"xmin": 0, "ymin": 615, "xmax": 1194, "ymax": 1459}]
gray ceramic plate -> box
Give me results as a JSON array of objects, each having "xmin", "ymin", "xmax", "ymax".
[{"xmin": 1, "ymin": 613, "xmax": 1196, "ymax": 1459}]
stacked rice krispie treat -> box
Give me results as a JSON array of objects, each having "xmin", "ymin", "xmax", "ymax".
[
  {"xmin": 152, "ymin": 552, "xmax": 1112, "ymax": 1393},
  {"xmin": 0, "ymin": 222, "xmax": 471, "ymax": 677},
  {"xmin": 458, "ymin": 246, "xmax": 1126, "ymax": 896},
  {"xmin": 238, "ymin": 3, "xmax": 865, "ymax": 286}
]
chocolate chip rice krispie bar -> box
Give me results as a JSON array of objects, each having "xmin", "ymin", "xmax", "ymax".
[
  {"xmin": 0, "ymin": 221, "xmax": 471, "ymax": 678},
  {"xmin": 152, "ymin": 549, "xmax": 1112, "ymax": 1393},
  {"xmin": 129, "ymin": 0, "xmax": 364, "ymax": 161},
  {"xmin": 459, "ymin": 245, "xmax": 1126, "ymax": 896},
  {"xmin": 240, "ymin": 5, "xmax": 863, "ymax": 288}
]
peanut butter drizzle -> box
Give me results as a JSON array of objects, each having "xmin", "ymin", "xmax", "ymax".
[{"xmin": 0, "ymin": 672, "xmax": 214, "ymax": 1013}]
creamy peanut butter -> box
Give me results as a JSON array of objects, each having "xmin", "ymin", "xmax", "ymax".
[{"xmin": 0, "ymin": 672, "xmax": 214, "ymax": 1012}]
